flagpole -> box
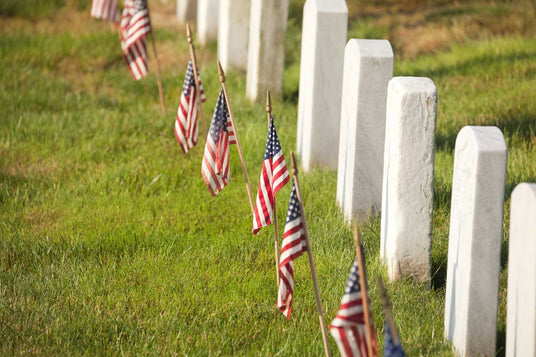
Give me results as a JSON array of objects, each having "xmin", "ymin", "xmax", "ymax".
[
  {"xmin": 217, "ymin": 61, "xmax": 255, "ymax": 216},
  {"xmin": 290, "ymin": 152, "xmax": 331, "ymax": 357},
  {"xmin": 145, "ymin": 1, "xmax": 166, "ymax": 114},
  {"xmin": 376, "ymin": 276, "xmax": 401, "ymax": 346},
  {"xmin": 265, "ymin": 90, "xmax": 280, "ymax": 288},
  {"xmin": 186, "ymin": 23, "xmax": 207, "ymax": 142},
  {"xmin": 353, "ymin": 224, "xmax": 375, "ymax": 357}
]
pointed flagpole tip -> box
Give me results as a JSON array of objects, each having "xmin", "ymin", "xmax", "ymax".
[
  {"xmin": 186, "ymin": 23, "xmax": 193, "ymax": 43},
  {"xmin": 290, "ymin": 151, "xmax": 298, "ymax": 176},
  {"xmin": 217, "ymin": 61, "xmax": 226, "ymax": 83},
  {"xmin": 266, "ymin": 90, "xmax": 272, "ymax": 114}
]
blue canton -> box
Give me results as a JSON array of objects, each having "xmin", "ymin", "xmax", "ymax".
[
  {"xmin": 182, "ymin": 61, "xmax": 195, "ymax": 96},
  {"xmin": 285, "ymin": 182, "xmax": 301, "ymax": 224},
  {"xmin": 264, "ymin": 115, "xmax": 282, "ymax": 160},
  {"xmin": 209, "ymin": 91, "xmax": 230, "ymax": 143},
  {"xmin": 345, "ymin": 260, "xmax": 362, "ymax": 294},
  {"xmin": 384, "ymin": 322, "xmax": 406, "ymax": 357},
  {"xmin": 134, "ymin": 0, "xmax": 147, "ymax": 12}
]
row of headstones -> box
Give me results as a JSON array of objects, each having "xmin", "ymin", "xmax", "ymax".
[
  {"xmin": 176, "ymin": 0, "xmax": 287, "ymax": 103},
  {"xmin": 293, "ymin": 2, "xmax": 536, "ymax": 357},
  {"xmin": 178, "ymin": 0, "xmax": 536, "ymax": 355}
]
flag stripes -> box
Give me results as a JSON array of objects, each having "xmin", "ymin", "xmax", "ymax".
[
  {"xmin": 121, "ymin": 0, "xmax": 151, "ymax": 80},
  {"xmin": 202, "ymin": 90, "xmax": 236, "ymax": 195},
  {"xmin": 175, "ymin": 60, "xmax": 206, "ymax": 154},
  {"xmin": 252, "ymin": 116, "xmax": 289, "ymax": 235},
  {"xmin": 90, "ymin": 0, "xmax": 119, "ymax": 23},
  {"xmin": 277, "ymin": 181, "xmax": 307, "ymax": 319}
]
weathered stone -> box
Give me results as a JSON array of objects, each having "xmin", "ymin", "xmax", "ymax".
[
  {"xmin": 217, "ymin": 0, "xmax": 250, "ymax": 72},
  {"xmin": 380, "ymin": 77, "xmax": 437, "ymax": 283},
  {"xmin": 177, "ymin": 0, "xmax": 197, "ymax": 25},
  {"xmin": 296, "ymin": 0, "xmax": 348, "ymax": 172},
  {"xmin": 246, "ymin": 0, "xmax": 289, "ymax": 102},
  {"xmin": 336, "ymin": 39, "xmax": 393, "ymax": 222},
  {"xmin": 506, "ymin": 183, "xmax": 536, "ymax": 357},
  {"xmin": 444, "ymin": 126, "xmax": 507, "ymax": 357},
  {"xmin": 197, "ymin": 0, "xmax": 219, "ymax": 45}
]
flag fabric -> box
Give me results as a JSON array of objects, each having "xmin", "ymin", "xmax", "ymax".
[
  {"xmin": 277, "ymin": 181, "xmax": 307, "ymax": 319},
  {"xmin": 330, "ymin": 259, "xmax": 378, "ymax": 357},
  {"xmin": 384, "ymin": 321, "xmax": 406, "ymax": 357},
  {"xmin": 201, "ymin": 90, "xmax": 236, "ymax": 196},
  {"xmin": 252, "ymin": 115, "xmax": 290, "ymax": 234},
  {"xmin": 175, "ymin": 60, "xmax": 207, "ymax": 154},
  {"xmin": 90, "ymin": 0, "xmax": 120, "ymax": 23},
  {"xmin": 120, "ymin": 0, "xmax": 151, "ymax": 80}
]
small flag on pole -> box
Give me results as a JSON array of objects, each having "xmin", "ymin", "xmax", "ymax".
[
  {"xmin": 384, "ymin": 322, "xmax": 406, "ymax": 357},
  {"xmin": 330, "ymin": 259, "xmax": 378, "ymax": 357},
  {"xmin": 252, "ymin": 115, "xmax": 290, "ymax": 235},
  {"xmin": 201, "ymin": 90, "xmax": 236, "ymax": 196},
  {"xmin": 175, "ymin": 60, "xmax": 207, "ymax": 154},
  {"xmin": 277, "ymin": 181, "xmax": 307, "ymax": 319},
  {"xmin": 90, "ymin": 0, "xmax": 120, "ymax": 23},
  {"xmin": 121, "ymin": 0, "xmax": 152, "ymax": 80}
]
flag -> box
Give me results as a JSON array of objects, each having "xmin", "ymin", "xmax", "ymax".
[
  {"xmin": 277, "ymin": 181, "xmax": 307, "ymax": 319},
  {"xmin": 384, "ymin": 321, "xmax": 406, "ymax": 357},
  {"xmin": 90, "ymin": 0, "xmax": 119, "ymax": 23},
  {"xmin": 121, "ymin": 0, "xmax": 151, "ymax": 80},
  {"xmin": 330, "ymin": 259, "xmax": 378, "ymax": 357},
  {"xmin": 201, "ymin": 90, "xmax": 236, "ymax": 196},
  {"xmin": 252, "ymin": 115, "xmax": 290, "ymax": 234},
  {"xmin": 175, "ymin": 60, "xmax": 207, "ymax": 154}
]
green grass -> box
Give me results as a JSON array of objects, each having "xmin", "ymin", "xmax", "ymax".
[{"xmin": 1, "ymin": 1, "xmax": 536, "ymax": 355}]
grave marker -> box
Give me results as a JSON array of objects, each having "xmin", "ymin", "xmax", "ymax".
[
  {"xmin": 296, "ymin": 0, "xmax": 348, "ymax": 172},
  {"xmin": 506, "ymin": 183, "xmax": 536, "ymax": 357},
  {"xmin": 336, "ymin": 39, "xmax": 393, "ymax": 222},
  {"xmin": 197, "ymin": 0, "xmax": 219, "ymax": 45},
  {"xmin": 444, "ymin": 126, "xmax": 507, "ymax": 357},
  {"xmin": 246, "ymin": 0, "xmax": 289, "ymax": 102},
  {"xmin": 177, "ymin": 0, "xmax": 197, "ymax": 25},
  {"xmin": 380, "ymin": 77, "xmax": 437, "ymax": 283},
  {"xmin": 217, "ymin": 0, "xmax": 250, "ymax": 72}
]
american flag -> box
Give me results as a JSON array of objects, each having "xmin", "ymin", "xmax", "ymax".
[
  {"xmin": 121, "ymin": 0, "xmax": 151, "ymax": 80},
  {"xmin": 277, "ymin": 181, "xmax": 307, "ymax": 319},
  {"xmin": 175, "ymin": 60, "xmax": 207, "ymax": 154},
  {"xmin": 384, "ymin": 322, "xmax": 405, "ymax": 357},
  {"xmin": 252, "ymin": 115, "xmax": 290, "ymax": 234},
  {"xmin": 330, "ymin": 259, "xmax": 378, "ymax": 357},
  {"xmin": 201, "ymin": 90, "xmax": 236, "ymax": 196},
  {"xmin": 90, "ymin": 0, "xmax": 119, "ymax": 23}
]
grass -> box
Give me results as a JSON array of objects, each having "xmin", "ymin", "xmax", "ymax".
[{"xmin": 1, "ymin": 0, "xmax": 536, "ymax": 355}]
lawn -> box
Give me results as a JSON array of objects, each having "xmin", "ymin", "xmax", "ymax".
[{"xmin": 1, "ymin": 0, "xmax": 536, "ymax": 355}]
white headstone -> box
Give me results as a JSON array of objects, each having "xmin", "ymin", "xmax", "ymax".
[
  {"xmin": 444, "ymin": 126, "xmax": 507, "ymax": 357},
  {"xmin": 336, "ymin": 39, "xmax": 393, "ymax": 222},
  {"xmin": 506, "ymin": 183, "xmax": 536, "ymax": 357},
  {"xmin": 218, "ymin": 0, "xmax": 250, "ymax": 72},
  {"xmin": 177, "ymin": 0, "xmax": 197, "ymax": 25},
  {"xmin": 296, "ymin": 0, "xmax": 348, "ymax": 172},
  {"xmin": 380, "ymin": 77, "xmax": 437, "ymax": 282},
  {"xmin": 246, "ymin": 0, "xmax": 289, "ymax": 102},
  {"xmin": 197, "ymin": 0, "xmax": 219, "ymax": 45}
]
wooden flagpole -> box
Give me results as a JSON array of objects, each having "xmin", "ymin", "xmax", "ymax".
[
  {"xmin": 376, "ymin": 276, "xmax": 401, "ymax": 347},
  {"xmin": 289, "ymin": 152, "xmax": 331, "ymax": 357},
  {"xmin": 217, "ymin": 61, "xmax": 255, "ymax": 216},
  {"xmin": 186, "ymin": 23, "xmax": 207, "ymax": 142},
  {"xmin": 265, "ymin": 90, "xmax": 280, "ymax": 287},
  {"xmin": 145, "ymin": 1, "xmax": 166, "ymax": 114},
  {"xmin": 353, "ymin": 224, "xmax": 375, "ymax": 357}
]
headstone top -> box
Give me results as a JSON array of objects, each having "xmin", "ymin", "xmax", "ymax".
[
  {"xmin": 389, "ymin": 76, "xmax": 436, "ymax": 94},
  {"xmin": 457, "ymin": 126, "xmax": 507, "ymax": 153},
  {"xmin": 348, "ymin": 39, "xmax": 394, "ymax": 59},
  {"xmin": 308, "ymin": 0, "xmax": 348, "ymax": 13}
]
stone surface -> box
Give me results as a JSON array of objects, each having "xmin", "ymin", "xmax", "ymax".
[
  {"xmin": 506, "ymin": 183, "xmax": 536, "ymax": 357},
  {"xmin": 296, "ymin": 0, "xmax": 348, "ymax": 172},
  {"xmin": 336, "ymin": 39, "xmax": 393, "ymax": 222},
  {"xmin": 217, "ymin": 0, "xmax": 250, "ymax": 72},
  {"xmin": 197, "ymin": 0, "xmax": 219, "ymax": 45},
  {"xmin": 177, "ymin": 0, "xmax": 197, "ymax": 25},
  {"xmin": 380, "ymin": 77, "xmax": 437, "ymax": 283},
  {"xmin": 246, "ymin": 0, "xmax": 289, "ymax": 102},
  {"xmin": 444, "ymin": 126, "xmax": 507, "ymax": 357}
]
